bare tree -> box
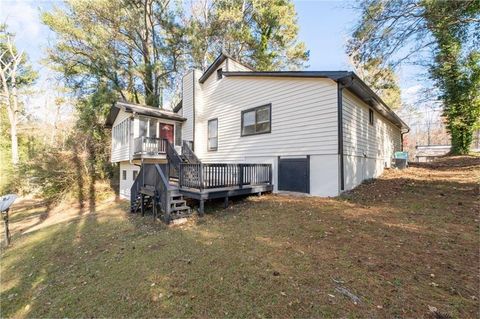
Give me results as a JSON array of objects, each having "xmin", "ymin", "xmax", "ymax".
[
  {"xmin": 0, "ymin": 37, "xmax": 23, "ymax": 165},
  {"xmin": 0, "ymin": 26, "xmax": 37, "ymax": 166}
]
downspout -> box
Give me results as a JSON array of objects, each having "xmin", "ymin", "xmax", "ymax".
[
  {"xmin": 337, "ymin": 82, "xmax": 345, "ymax": 192},
  {"xmin": 192, "ymin": 70, "xmax": 196, "ymax": 151},
  {"xmin": 400, "ymin": 126, "xmax": 410, "ymax": 152}
]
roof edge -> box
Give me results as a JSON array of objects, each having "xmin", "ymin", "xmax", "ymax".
[
  {"xmin": 198, "ymin": 52, "xmax": 255, "ymax": 84},
  {"xmin": 223, "ymin": 70, "xmax": 409, "ymax": 132}
]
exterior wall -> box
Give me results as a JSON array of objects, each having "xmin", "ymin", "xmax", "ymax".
[
  {"xmin": 227, "ymin": 58, "xmax": 252, "ymax": 72},
  {"xmin": 119, "ymin": 161, "xmax": 140, "ymax": 199},
  {"xmin": 195, "ymin": 72, "xmax": 339, "ymax": 161},
  {"xmin": 342, "ymin": 89, "xmax": 402, "ymax": 190},
  {"xmin": 191, "ymin": 59, "xmax": 340, "ymax": 196},
  {"xmin": 111, "ymin": 109, "xmax": 132, "ymax": 163},
  {"xmin": 181, "ymin": 71, "xmax": 195, "ymax": 142},
  {"xmin": 177, "ymin": 56, "xmax": 405, "ymax": 197},
  {"xmin": 310, "ymin": 154, "xmax": 339, "ymax": 197}
]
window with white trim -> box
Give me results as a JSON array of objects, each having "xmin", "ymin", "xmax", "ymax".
[
  {"xmin": 241, "ymin": 104, "xmax": 271, "ymax": 136},
  {"xmin": 113, "ymin": 119, "xmax": 130, "ymax": 150},
  {"xmin": 208, "ymin": 119, "xmax": 218, "ymax": 151}
]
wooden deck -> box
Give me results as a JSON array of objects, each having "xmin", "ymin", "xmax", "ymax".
[
  {"xmin": 177, "ymin": 163, "xmax": 273, "ymax": 214},
  {"xmin": 179, "ymin": 184, "xmax": 273, "ymax": 214}
]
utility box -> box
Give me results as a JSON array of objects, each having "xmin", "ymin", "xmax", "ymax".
[{"xmin": 394, "ymin": 152, "xmax": 408, "ymax": 169}]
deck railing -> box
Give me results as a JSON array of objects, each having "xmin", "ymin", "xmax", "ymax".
[
  {"xmin": 133, "ymin": 137, "xmax": 167, "ymax": 155},
  {"xmin": 179, "ymin": 163, "xmax": 272, "ymax": 190}
]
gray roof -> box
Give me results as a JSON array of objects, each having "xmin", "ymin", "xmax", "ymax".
[
  {"xmin": 105, "ymin": 101, "xmax": 186, "ymax": 127},
  {"xmin": 173, "ymin": 100, "xmax": 182, "ymax": 113},
  {"xmin": 198, "ymin": 51, "xmax": 255, "ymax": 84},
  {"xmin": 223, "ymin": 70, "xmax": 409, "ymax": 132}
]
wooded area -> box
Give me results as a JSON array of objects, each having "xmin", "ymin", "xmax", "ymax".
[{"xmin": 0, "ymin": 0, "xmax": 479, "ymax": 207}]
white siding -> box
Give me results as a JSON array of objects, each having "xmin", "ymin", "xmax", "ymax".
[
  {"xmin": 227, "ymin": 58, "xmax": 253, "ymax": 72},
  {"xmin": 342, "ymin": 89, "xmax": 402, "ymax": 190},
  {"xmin": 111, "ymin": 109, "xmax": 132, "ymax": 163},
  {"xmin": 181, "ymin": 71, "xmax": 196, "ymax": 142},
  {"xmin": 195, "ymin": 73, "xmax": 339, "ymax": 162},
  {"xmin": 119, "ymin": 162, "xmax": 140, "ymax": 199}
]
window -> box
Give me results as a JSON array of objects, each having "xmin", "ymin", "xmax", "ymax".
[
  {"xmin": 241, "ymin": 104, "xmax": 271, "ymax": 136},
  {"xmin": 217, "ymin": 68, "xmax": 223, "ymax": 80},
  {"xmin": 208, "ymin": 118, "xmax": 218, "ymax": 151},
  {"xmin": 175, "ymin": 123, "xmax": 182, "ymax": 146},
  {"xmin": 138, "ymin": 118, "xmax": 147, "ymax": 137},
  {"xmin": 113, "ymin": 119, "xmax": 130, "ymax": 150},
  {"xmin": 148, "ymin": 119, "xmax": 157, "ymax": 138},
  {"xmin": 133, "ymin": 170, "xmax": 138, "ymax": 180},
  {"xmin": 369, "ymin": 109, "xmax": 374, "ymax": 125},
  {"xmin": 122, "ymin": 170, "xmax": 127, "ymax": 180}
]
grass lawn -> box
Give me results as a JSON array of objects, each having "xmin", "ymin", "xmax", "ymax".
[{"xmin": 1, "ymin": 156, "xmax": 478, "ymax": 318}]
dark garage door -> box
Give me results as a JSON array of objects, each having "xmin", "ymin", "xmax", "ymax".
[{"xmin": 278, "ymin": 157, "xmax": 309, "ymax": 193}]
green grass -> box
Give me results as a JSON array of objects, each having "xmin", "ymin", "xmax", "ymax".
[{"xmin": 1, "ymin": 156, "xmax": 479, "ymax": 318}]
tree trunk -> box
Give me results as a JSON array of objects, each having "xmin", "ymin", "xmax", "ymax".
[
  {"xmin": 10, "ymin": 68, "xmax": 19, "ymax": 165},
  {"xmin": 10, "ymin": 116, "xmax": 19, "ymax": 165}
]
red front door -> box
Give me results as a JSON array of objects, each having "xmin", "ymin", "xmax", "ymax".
[{"xmin": 160, "ymin": 123, "xmax": 174, "ymax": 144}]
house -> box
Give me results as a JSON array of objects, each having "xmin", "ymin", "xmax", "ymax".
[
  {"xmin": 415, "ymin": 145, "xmax": 451, "ymax": 162},
  {"xmin": 106, "ymin": 52, "xmax": 409, "ymax": 222}
]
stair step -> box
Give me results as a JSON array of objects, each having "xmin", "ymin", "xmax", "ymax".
[
  {"xmin": 170, "ymin": 209, "xmax": 192, "ymax": 219},
  {"xmin": 171, "ymin": 205, "xmax": 190, "ymax": 212},
  {"xmin": 171, "ymin": 199, "xmax": 186, "ymax": 207}
]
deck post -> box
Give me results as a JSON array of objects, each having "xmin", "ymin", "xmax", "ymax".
[
  {"xmin": 269, "ymin": 164, "xmax": 273, "ymax": 185},
  {"xmin": 224, "ymin": 196, "xmax": 229, "ymax": 209},
  {"xmin": 179, "ymin": 164, "xmax": 183, "ymax": 188},
  {"xmin": 199, "ymin": 199, "xmax": 205, "ymax": 216},
  {"xmin": 141, "ymin": 194, "xmax": 145, "ymax": 216},
  {"xmin": 200, "ymin": 163, "xmax": 204, "ymax": 190},
  {"xmin": 152, "ymin": 197, "xmax": 157, "ymax": 220},
  {"xmin": 239, "ymin": 164, "xmax": 244, "ymax": 189}
]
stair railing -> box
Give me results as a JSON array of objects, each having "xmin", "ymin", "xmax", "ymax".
[
  {"xmin": 131, "ymin": 163, "xmax": 173, "ymax": 221},
  {"xmin": 166, "ymin": 140, "xmax": 183, "ymax": 179},
  {"xmin": 130, "ymin": 165, "xmax": 144, "ymax": 209},
  {"xmin": 182, "ymin": 140, "xmax": 201, "ymax": 164}
]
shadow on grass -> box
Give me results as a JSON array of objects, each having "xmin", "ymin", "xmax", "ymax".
[{"xmin": 1, "ymin": 161, "xmax": 479, "ymax": 318}]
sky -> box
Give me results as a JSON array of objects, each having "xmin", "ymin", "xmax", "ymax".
[{"xmin": 0, "ymin": 0, "xmax": 428, "ymax": 123}]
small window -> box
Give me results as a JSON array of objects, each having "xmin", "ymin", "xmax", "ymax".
[
  {"xmin": 241, "ymin": 104, "xmax": 271, "ymax": 136},
  {"xmin": 122, "ymin": 170, "xmax": 127, "ymax": 180},
  {"xmin": 369, "ymin": 109, "xmax": 374, "ymax": 125},
  {"xmin": 133, "ymin": 170, "xmax": 138, "ymax": 180},
  {"xmin": 208, "ymin": 118, "xmax": 218, "ymax": 151},
  {"xmin": 217, "ymin": 68, "xmax": 223, "ymax": 80},
  {"xmin": 175, "ymin": 123, "xmax": 182, "ymax": 146}
]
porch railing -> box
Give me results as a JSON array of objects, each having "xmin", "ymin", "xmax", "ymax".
[
  {"xmin": 179, "ymin": 163, "xmax": 272, "ymax": 190},
  {"xmin": 133, "ymin": 137, "xmax": 167, "ymax": 155}
]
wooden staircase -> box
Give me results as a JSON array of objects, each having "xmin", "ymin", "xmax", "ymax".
[
  {"xmin": 131, "ymin": 185, "xmax": 192, "ymax": 222},
  {"xmin": 130, "ymin": 141, "xmax": 199, "ymax": 224},
  {"xmin": 169, "ymin": 190, "xmax": 191, "ymax": 219}
]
